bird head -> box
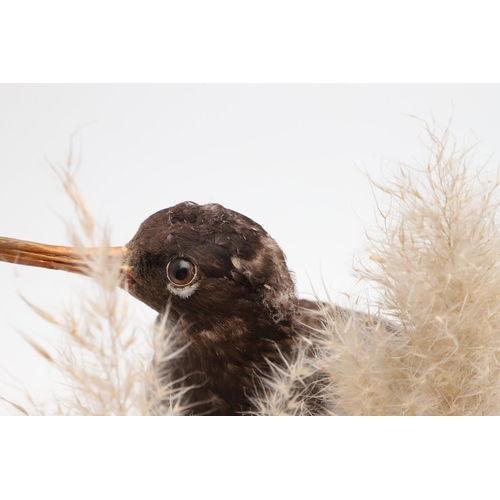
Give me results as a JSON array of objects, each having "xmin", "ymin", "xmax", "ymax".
[
  {"xmin": 0, "ymin": 202, "xmax": 298, "ymax": 332},
  {"xmin": 125, "ymin": 202, "xmax": 297, "ymax": 326}
]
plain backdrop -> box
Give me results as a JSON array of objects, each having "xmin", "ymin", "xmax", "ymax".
[{"xmin": 1, "ymin": 83, "xmax": 500, "ymax": 414}]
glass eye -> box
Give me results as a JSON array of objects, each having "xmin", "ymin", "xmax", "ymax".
[{"xmin": 166, "ymin": 258, "xmax": 197, "ymax": 286}]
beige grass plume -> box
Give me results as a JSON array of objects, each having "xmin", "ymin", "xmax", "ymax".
[
  {"xmin": 2, "ymin": 139, "xmax": 193, "ymax": 415},
  {"xmin": 312, "ymin": 121, "xmax": 500, "ymax": 415}
]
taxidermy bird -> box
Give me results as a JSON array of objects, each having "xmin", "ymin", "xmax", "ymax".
[
  {"xmin": 4, "ymin": 129, "xmax": 498, "ymax": 417},
  {"xmin": 0, "ymin": 202, "xmax": 338, "ymax": 415}
]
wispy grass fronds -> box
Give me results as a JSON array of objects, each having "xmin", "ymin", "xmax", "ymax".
[
  {"xmin": 315, "ymin": 122, "xmax": 500, "ymax": 415},
  {"xmin": 14, "ymin": 141, "xmax": 191, "ymax": 416},
  {"xmin": 146, "ymin": 312, "xmax": 203, "ymax": 416},
  {"xmin": 49, "ymin": 130, "xmax": 95, "ymax": 244},
  {"xmin": 310, "ymin": 304, "xmax": 405, "ymax": 415},
  {"xmin": 248, "ymin": 340, "xmax": 320, "ymax": 415}
]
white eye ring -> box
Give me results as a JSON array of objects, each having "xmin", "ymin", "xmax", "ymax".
[{"xmin": 167, "ymin": 281, "xmax": 200, "ymax": 299}]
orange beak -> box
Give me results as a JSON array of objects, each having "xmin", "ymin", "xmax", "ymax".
[{"xmin": 0, "ymin": 236, "xmax": 128, "ymax": 280}]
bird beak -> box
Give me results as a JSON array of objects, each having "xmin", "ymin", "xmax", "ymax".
[{"xmin": 0, "ymin": 236, "xmax": 128, "ymax": 280}]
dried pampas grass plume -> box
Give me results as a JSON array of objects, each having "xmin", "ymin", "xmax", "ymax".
[
  {"xmin": 313, "ymin": 121, "xmax": 500, "ymax": 415},
  {"xmin": 3, "ymin": 138, "xmax": 192, "ymax": 416}
]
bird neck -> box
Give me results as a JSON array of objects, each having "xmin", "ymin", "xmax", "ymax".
[{"xmin": 160, "ymin": 304, "xmax": 298, "ymax": 415}]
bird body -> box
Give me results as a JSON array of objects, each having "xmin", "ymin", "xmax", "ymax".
[{"xmin": 125, "ymin": 202, "xmax": 322, "ymax": 415}]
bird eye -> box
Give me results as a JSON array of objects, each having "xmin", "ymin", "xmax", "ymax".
[{"xmin": 166, "ymin": 258, "xmax": 197, "ymax": 286}]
